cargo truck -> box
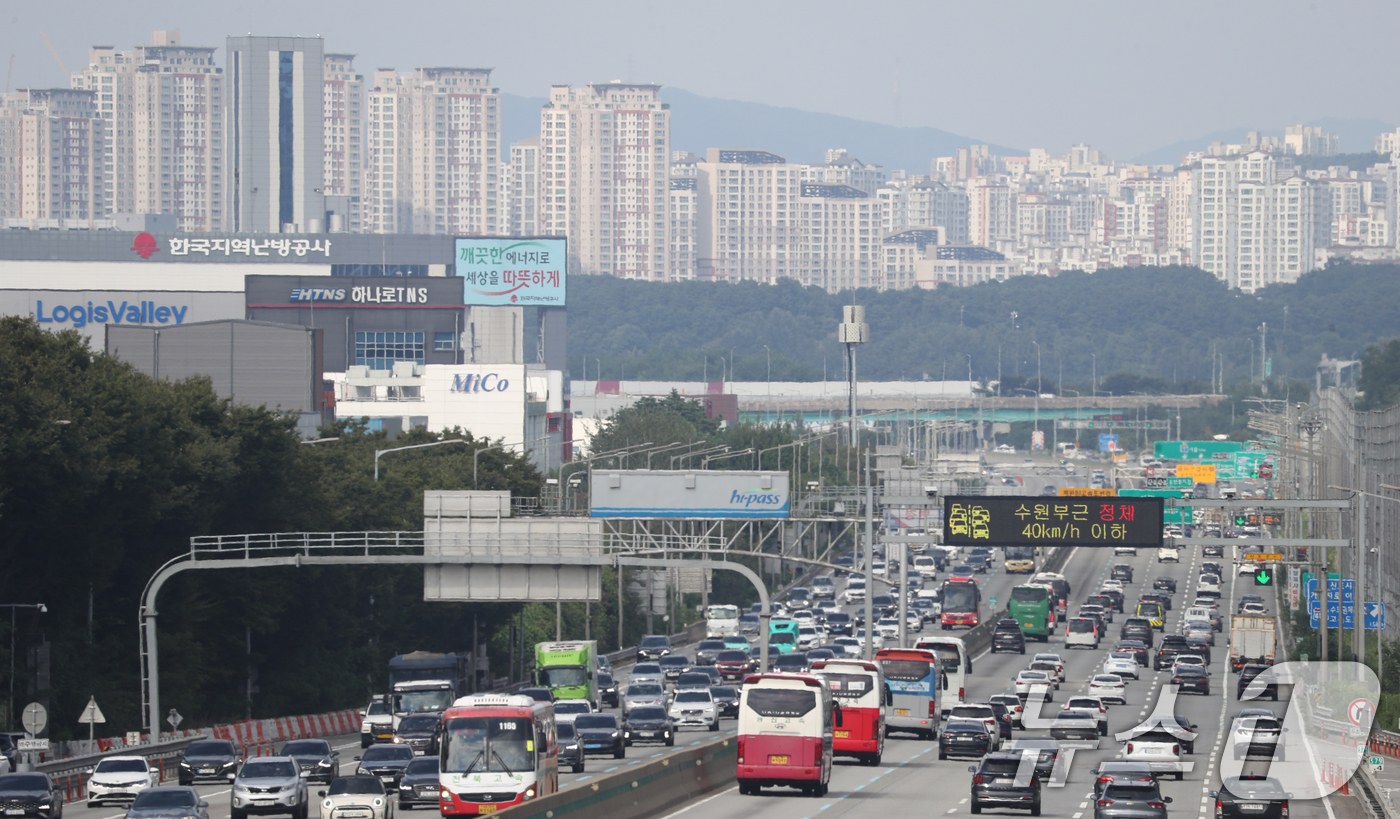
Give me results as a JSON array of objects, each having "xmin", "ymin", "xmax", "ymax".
[
  {"xmin": 387, "ymin": 651, "xmax": 471, "ymax": 727},
  {"xmin": 535, "ymin": 640, "xmax": 599, "ymax": 706},
  {"xmin": 1228, "ymin": 615, "xmax": 1276, "ymax": 673}
]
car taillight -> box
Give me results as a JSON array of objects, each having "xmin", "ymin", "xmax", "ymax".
[
  {"xmin": 959, "ymin": 687, "xmax": 965, "ymax": 700},
  {"xmin": 1126, "ymin": 743, "xmax": 1134, "ymax": 753},
  {"xmin": 1147, "ymin": 802, "xmax": 1164, "ymax": 809},
  {"xmin": 1098, "ymin": 800, "xmax": 1112, "ymax": 807},
  {"xmin": 971, "ymin": 775, "xmax": 983, "ymax": 785},
  {"xmin": 737, "ymin": 739, "xmax": 744, "ymax": 764},
  {"xmin": 929, "ymin": 701, "xmax": 937, "ymax": 717},
  {"xmin": 1281, "ymin": 801, "xmax": 1288, "ymax": 817},
  {"xmin": 1172, "ymin": 745, "xmax": 1180, "ymax": 754}
]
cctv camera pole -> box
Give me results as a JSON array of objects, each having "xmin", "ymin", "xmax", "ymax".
[{"xmin": 864, "ymin": 450, "xmax": 875, "ymax": 660}]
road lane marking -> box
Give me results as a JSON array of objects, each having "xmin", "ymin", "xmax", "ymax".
[{"xmin": 653, "ymin": 785, "xmax": 736, "ymax": 819}]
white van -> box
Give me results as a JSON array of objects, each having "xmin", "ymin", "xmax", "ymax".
[
  {"xmin": 913, "ymin": 555, "xmax": 938, "ymax": 580},
  {"xmin": 1064, "ymin": 618, "xmax": 1100, "ymax": 650}
]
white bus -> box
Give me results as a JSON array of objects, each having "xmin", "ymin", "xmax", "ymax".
[
  {"xmin": 705, "ymin": 604, "xmax": 741, "ymax": 637},
  {"xmin": 914, "ymin": 636, "xmax": 970, "ymax": 716}
]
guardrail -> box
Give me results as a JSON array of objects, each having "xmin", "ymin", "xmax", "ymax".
[{"xmin": 35, "ymin": 733, "xmax": 219, "ymax": 805}]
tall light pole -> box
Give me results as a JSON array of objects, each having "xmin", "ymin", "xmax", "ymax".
[
  {"xmin": 997, "ymin": 342, "xmax": 1005, "ymax": 396},
  {"xmin": 1010, "ymin": 311, "xmax": 1019, "ymax": 376},
  {"xmin": 1033, "ymin": 341, "xmax": 1042, "ymax": 397},
  {"xmin": 763, "ymin": 344, "xmax": 772, "ymax": 413},
  {"xmin": 375, "ymin": 438, "xmax": 468, "ymax": 481},
  {"xmin": 1091, "ymin": 353, "xmax": 1098, "ymax": 398},
  {"xmin": 3, "ymin": 603, "xmax": 45, "ymax": 733}
]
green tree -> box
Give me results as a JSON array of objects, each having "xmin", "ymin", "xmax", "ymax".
[{"xmin": 1358, "ymin": 339, "xmax": 1400, "ymax": 409}]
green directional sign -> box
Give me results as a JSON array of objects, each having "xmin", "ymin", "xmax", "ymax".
[
  {"xmin": 1255, "ymin": 568, "xmax": 1274, "ymax": 586},
  {"xmin": 1155, "ymin": 440, "xmax": 1243, "ymax": 461}
]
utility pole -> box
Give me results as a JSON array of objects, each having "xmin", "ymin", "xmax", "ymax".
[
  {"xmin": 839, "ymin": 306, "xmax": 869, "ymax": 447},
  {"xmin": 863, "ymin": 450, "xmax": 875, "ymax": 660}
]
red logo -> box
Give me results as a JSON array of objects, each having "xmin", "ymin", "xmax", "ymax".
[{"xmin": 130, "ymin": 233, "xmax": 160, "ymax": 259}]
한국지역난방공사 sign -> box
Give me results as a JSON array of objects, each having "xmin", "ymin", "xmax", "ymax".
[
  {"xmin": 943, "ymin": 495, "xmax": 1163, "ymax": 549},
  {"xmin": 455, "ymin": 238, "xmax": 566, "ymax": 306}
]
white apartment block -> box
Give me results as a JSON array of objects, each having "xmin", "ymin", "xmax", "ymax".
[
  {"xmin": 1284, "ymin": 125, "xmax": 1339, "ymax": 157},
  {"xmin": 1017, "ymin": 193, "xmax": 1070, "ymax": 245},
  {"xmin": 967, "ymin": 179, "xmax": 1017, "ymax": 247},
  {"xmin": 1096, "ymin": 194, "xmax": 1168, "ymax": 252},
  {"xmin": 507, "ymin": 136, "xmax": 540, "ymax": 236},
  {"xmin": 795, "ymin": 183, "xmax": 882, "ymax": 291},
  {"xmin": 800, "ymin": 149, "xmax": 886, "ymax": 194},
  {"xmin": 72, "ymin": 31, "xmax": 225, "ymax": 231},
  {"xmin": 876, "ymin": 178, "xmax": 969, "ymax": 243},
  {"xmin": 366, "ymin": 67, "xmax": 499, "ymax": 236},
  {"xmin": 0, "ymin": 89, "xmax": 105, "ymax": 223},
  {"xmin": 1167, "ymin": 169, "xmax": 1194, "ymax": 256},
  {"xmin": 322, "ymin": 53, "xmax": 364, "ymax": 232},
  {"xmin": 696, "ymin": 149, "xmax": 799, "ymax": 284},
  {"xmin": 669, "ymin": 177, "xmax": 697, "ymax": 280},
  {"xmin": 541, "ymin": 83, "xmax": 670, "ymax": 280}
]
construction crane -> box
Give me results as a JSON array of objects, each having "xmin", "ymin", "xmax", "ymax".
[{"xmin": 41, "ymin": 32, "xmax": 70, "ymax": 83}]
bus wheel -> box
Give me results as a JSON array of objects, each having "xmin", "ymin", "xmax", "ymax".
[{"xmin": 818, "ymin": 781, "xmax": 829, "ymax": 797}]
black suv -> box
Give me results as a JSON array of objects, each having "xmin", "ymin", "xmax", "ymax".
[
  {"xmin": 1120, "ymin": 617, "xmax": 1154, "ymax": 647},
  {"xmin": 0, "ymin": 773, "xmax": 62, "ymax": 819},
  {"xmin": 1152, "ymin": 576, "xmax": 1177, "ymax": 593},
  {"xmin": 637, "ymin": 634, "xmax": 672, "ymax": 661},
  {"xmin": 969, "ymin": 753, "xmax": 1042, "ymax": 815},
  {"xmin": 1111, "ymin": 565, "xmax": 1134, "ymax": 583},
  {"xmin": 556, "ymin": 723, "xmax": 586, "ymax": 773},
  {"xmin": 991, "ymin": 619, "xmax": 1027, "ymax": 654},
  {"xmin": 1097, "ymin": 588, "xmax": 1125, "ymax": 612},
  {"xmin": 1154, "ymin": 635, "xmax": 1191, "ymax": 670},
  {"xmin": 1237, "ymin": 664, "xmax": 1279, "ymax": 701},
  {"xmin": 1212, "ymin": 776, "xmax": 1292, "ymax": 819},
  {"xmin": 178, "ymin": 739, "xmax": 241, "ymax": 785},
  {"xmin": 598, "ymin": 671, "xmax": 620, "ymax": 708}
]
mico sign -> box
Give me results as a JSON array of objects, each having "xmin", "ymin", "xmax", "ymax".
[
  {"xmin": 37, "ymin": 299, "xmax": 190, "ymax": 329},
  {"xmin": 450, "ymin": 373, "xmax": 510, "ymax": 393}
]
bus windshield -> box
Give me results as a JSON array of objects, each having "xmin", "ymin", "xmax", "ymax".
[
  {"xmin": 707, "ymin": 605, "xmax": 739, "ymax": 620},
  {"xmin": 1005, "ymin": 546, "xmax": 1035, "ymax": 561},
  {"xmin": 745, "ymin": 688, "xmax": 817, "ymax": 718},
  {"xmin": 820, "ymin": 673, "xmax": 875, "ymax": 700},
  {"xmin": 1012, "ymin": 587, "xmax": 1049, "ymax": 603},
  {"xmin": 878, "ymin": 660, "xmax": 931, "ymax": 682},
  {"xmin": 921, "ymin": 644, "xmax": 961, "ymax": 671},
  {"xmin": 442, "ymin": 716, "xmax": 534, "ymax": 774},
  {"xmin": 942, "ymin": 584, "xmax": 979, "ymax": 612}
]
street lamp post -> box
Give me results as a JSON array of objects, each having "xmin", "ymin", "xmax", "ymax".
[
  {"xmin": 672, "ymin": 444, "xmax": 728, "ymax": 469},
  {"xmin": 763, "ymin": 344, "xmax": 772, "ymax": 415},
  {"xmin": 704, "ymin": 448, "xmax": 754, "ymax": 469},
  {"xmin": 375, "ymin": 439, "xmax": 468, "ymax": 481},
  {"xmin": 1091, "ymin": 354, "xmax": 1097, "ymax": 398},
  {"xmin": 3, "ymin": 603, "xmax": 46, "ymax": 733},
  {"xmin": 1033, "ymin": 341, "xmax": 1042, "ymax": 397},
  {"xmin": 473, "ymin": 436, "xmax": 550, "ymax": 488},
  {"xmin": 997, "ymin": 343, "xmax": 1005, "ymax": 396},
  {"xmin": 646, "ymin": 442, "xmax": 692, "ymax": 469}
]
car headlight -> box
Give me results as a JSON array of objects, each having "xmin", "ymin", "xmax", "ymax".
[
  {"xmin": 565, "ymin": 744, "xmax": 578, "ymax": 751},
  {"xmin": 610, "ymin": 731, "xmax": 619, "ymax": 738},
  {"xmin": 318, "ymin": 760, "xmax": 332, "ymax": 767},
  {"xmin": 179, "ymin": 761, "xmax": 192, "ymax": 768},
  {"xmin": 623, "ymin": 732, "xmax": 631, "ymax": 738},
  {"xmin": 323, "ymin": 800, "xmax": 334, "ymax": 810},
  {"xmin": 440, "ymin": 789, "xmax": 452, "ymax": 800},
  {"xmin": 392, "ymin": 737, "xmax": 402, "ymax": 743},
  {"xmin": 525, "ymin": 787, "xmax": 536, "ymax": 799},
  {"xmin": 372, "ymin": 798, "xmax": 384, "ymax": 807}
]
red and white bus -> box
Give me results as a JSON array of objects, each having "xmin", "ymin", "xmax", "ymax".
[
  {"xmin": 438, "ymin": 695, "xmax": 557, "ymax": 815},
  {"xmin": 810, "ymin": 658, "xmax": 886, "ymax": 766},
  {"xmin": 940, "ymin": 578, "xmax": 981, "ymax": 629},
  {"xmin": 736, "ymin": 674, "xmax": 833, "ymax": 797},
  {"xmin": 874, "ymin": 648, "xmax": 942, "ymax": 739}
]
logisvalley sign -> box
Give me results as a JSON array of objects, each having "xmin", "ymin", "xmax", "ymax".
[
  {"xmin": 37, "ymin": 299, "xmax": 190, "ymax": 328},
  {"xmin": 589, "ymin": 470, "xmax": 790, "ymax": 519}
]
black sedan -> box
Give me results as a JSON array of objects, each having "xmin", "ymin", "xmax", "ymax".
[
  {"xmin": 1152, "ymin": 577, "xmax": 1177, "ymax": 593},
  {"xmin": 1171, "ymin": 666, "xmax": 1210, "ymax": 695},
  {"xmin": 1212, "ymin": 776, "xmax": 1292, "ymax": 819},
  {"xmin": 355, "ymin": 744, "xmax": 415, "ymax": 786},
  {"xmin": 710, "ymin": 686, "xmax": 739, "ymax": 719},
  {"xmin": 395, "ymin": 756, "xmax": 442, "ymax": 808},
  {"xmin": 556, "ymin": 723, "xmax": 585, "ymax": 774},
  {"xmin": 938, "ymin": 720, "xmax": 993, "ymax": 760},
  {"xmin": 0, "ymin": 773, "xmax": 62, "ymax": 819},
  {"xmin": 391, "ymin": 713, "xmax": 442, "ymax": 756},
  {"xmin": 177, "ymin": 739, "xmax": 242, "ymax": 785},
  {"xmin": 574, "ymin": 714, "xmax": 626, "ymax": 759},
  {"xmin": 280, "ymin": 739, "xmax": 340, "ymax": 783},
  {"xmin": 126, "ymin": 788, "xmax": 207, "ymax": 819},
  {"xmin": 598, "ymin": 671, "xmax": 620, "ymax": 708},
  {"xmin": 622, "ymin": 706, "xmax": 676, "ymax": 747},
  {"xmin": 1237, "ymin": 664, "xmax": 1278, "ymax": 701}
]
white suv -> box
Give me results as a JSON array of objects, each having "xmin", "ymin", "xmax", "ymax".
[
  {"xmin": 1157, "ymin": 546, "xmax": 1180, "ymax": 563},
  {"xmin": 668, "ymin": 689, "xmax": 720, "ymax": 731},
  {"xmin": 1122, "ymin": 724, "xmax": 1186, "ymax": 780}
]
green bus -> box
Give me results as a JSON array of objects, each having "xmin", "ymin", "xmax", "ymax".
[
  {"xmin": 1008, "ymin": 585, "xmax": 1055, "ymax": 642},
  {"xmin": 769, "ymin": 617, "xmax": 800, "ymax": 654}
]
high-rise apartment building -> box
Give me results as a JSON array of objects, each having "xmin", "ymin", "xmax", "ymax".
[
  {"xmin": 796, "ymin": 183, "xmax": 883, "ymax": 292},
  {"xmin": 227, "ymin": 36, "xmax": 325, "ymax": 233},
  {"xmin": 72, "ymin": 31, "xmax": 224, "ymax": 230},
  {"xmin": 967, "ymin": 179, "xmax": 1017, "ymax": 247},
  {"xmin": 801, "ymin": 149, "xmax": 886, "ymax": 194},
  {"xmin": 0, "ymin": 88, "xmax": 105, "ymax": 223},
  {"xmin": 541, "ymin": 83, "xmax": 670, "ymax": 279},
  {"xmin": 1284, "ymin": 125, "xmax": 1339, "ymax": 157},
  {"xmin": 696, "ymin": 149, "xmax": 799, "ymax": 284},
  {"xmin": 508, "ymin": 136, "xmax": 540, "ymax": 236},
  {"xmin": 876, "ymin": 178, "xmax": 969, "ymax": 243},
  {"xmin": 366, "ymin": 67, "xmax": 499, "ymax": 235},
  {"xmin": 322, "ymin": 53, "xmax": 363, "ymax": 232}
]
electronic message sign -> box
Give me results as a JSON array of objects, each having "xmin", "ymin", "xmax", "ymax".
[{"xmin": 943, "ymin": 495, "xmax": 1164, "ymax": 549}]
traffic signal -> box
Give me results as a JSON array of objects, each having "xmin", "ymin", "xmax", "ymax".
[
  {"xmin": 1235, "ymin": 515, "xmax": 1248, "ymax": 525},
  {"xmin": 1254, "ymin": 568, "xmax": 1274, "ymax": 586}
]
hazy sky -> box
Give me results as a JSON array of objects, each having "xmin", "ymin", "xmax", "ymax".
[{"xmin": 5, "ymin": 0, "xmax": 1397, "ymax": 159}]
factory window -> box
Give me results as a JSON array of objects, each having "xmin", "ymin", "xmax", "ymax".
[
  {"xmin": 433, "ymin": 332, "xmax": 457, "ymax": 351},
  {"xmin": 355, "ymin": 331, "xmax": 424, "ymax": 370}
]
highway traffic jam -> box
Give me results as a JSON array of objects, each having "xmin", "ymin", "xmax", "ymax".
[{"xmin": 5, "ymin": 478, "xmax": 1305, "ymax": 819}]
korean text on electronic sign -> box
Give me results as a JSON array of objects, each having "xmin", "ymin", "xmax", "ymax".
[
  {"xmin": 942, "ymin": 495, "xmax": 1163, "ymax": 549},
  {"xmin": 454, "ymin": 238, "xmax": 566, "ymax": 306}
]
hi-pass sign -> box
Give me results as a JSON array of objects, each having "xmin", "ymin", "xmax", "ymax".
[{"xmin": 943, "ymin": 496, "xmax": 1164, "ymax": 549}]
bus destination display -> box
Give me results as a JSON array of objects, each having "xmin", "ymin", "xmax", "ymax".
[{"xmin": 943, "ymin": 495, "xmax": 1163, "ymax": 549}]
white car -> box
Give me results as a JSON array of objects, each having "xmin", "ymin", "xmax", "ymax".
[
  {"xmin": 905, "ymin": 610, "xmax": 923, "ymax": 632},
  {"xmin": 1087, "ymin": 674, "xmax": 1128, "ymax": 704},
  {"xmin": 668, "ymin": 689, "xmax": 721, "ymax": 731},
  {"xmin": 1198, "ymin": 574, "xmax": 1221, "ymax": 595},
  {"xmin": 815, "ymin": 599, "xmax": 840, "ymax": 616},
  {"xmin": 831, "ymin": 636, "xmax": 862, "ymax": 657},
  {"xmin": 875, "ymin": 617, "xmax": 901, "ymax": 640},
  {"xmin": 913, "ymin": 556, "xmax": 938, "ymax": 579},
  {"xmin": 1122, "ymin": 723, "xmax": 1186, "ymax": 779},
  {"xmin": 553, "ymin": 699, "xmax": 593, "ymax": 722},
  {"xmin": 1028, "ymin": 661, "xmax": 1062, "ymax": 688},
  {"xmin": 1100, "ymin": 579, "xmax": 1125, "ymax": 592},
  {"xmin": 319, "ymin": 770, "xmax": 391, "ymax": 819},
  {"xmin": 1240, "ymin": 601, "xmax": 1268, "ymax": 615},
  {"xmin": 1063, "ymin": 697, "xmax": 1110, "ymax": 736},
  {"xmin": 1103, "ymin": 652, "xmax": 1140, "ymax": 680},
  {"xmin": 1238, "ymin": 561, "xmax": 1260, "ymax": 577},
  {"xmin": 1113, "ymin": 546, "xmax": 1138, "ymax": 556},
  {"xmin": 360, "ymin": 699, "xmax": 394, "ymax": 748},
  {"xmin": 1157, "ymin": 546, "xmax": 1181, "ymax": 563},
  {"xmin": 1231, "ymin": 715, "xmax": 1286, "ymax": 761},
  {"xmin": 629, "ymin": 663, "xmax": 665, "ymax": 688},
  {"xmin": 87, "ymin": 755, "xmax": 158, "ymax": 806},
  {"xmin": 843, "ymin": 579, "xmax": 867, "ymax": 605},
  {"xmin": 1033, "ymin": 654, "xmax": 1067, "ymax": 682},
  {"xmin": 792, "ymin": 609, "xmax": 817, "ymax": 628},
  {"xmin": 1013, "ymin": 670, "xmax": 1054, "ymax": 701},
  {"xmin": 1184, "ymin": 620, "xmax": 1215, "ymax": 645},
  {"xmin": 855, "ymin": 628, "xmax": 885, "ymax": 651},
  {"xmin": 1171, "ymin": 655, "xmax": 1208, "ymax": 675},
  {"xmin": 872, "ymin": 561, "xmax": 888, "ymax": 577},
  {"xmin": 797, "ymin": 625, "xmax": 823, "ymax": 650}
]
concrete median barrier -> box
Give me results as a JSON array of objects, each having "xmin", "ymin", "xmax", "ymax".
[{"xmin": 502, "ymin": 737, "xmax": 737, "ymax": 819}]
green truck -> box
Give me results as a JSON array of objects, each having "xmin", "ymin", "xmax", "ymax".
[{"xmin": 534, "ymin": 640, "xmax": 599, "ymax": 706}]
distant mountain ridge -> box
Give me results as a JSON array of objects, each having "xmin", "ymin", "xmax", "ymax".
[
  {"xmin": 1132, "ymin": 117, "xmax": 1397, "ymax": 166},
  {"xmin": 501, "ymin": 88, "xmax": 1019, "ymax": 173}
]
